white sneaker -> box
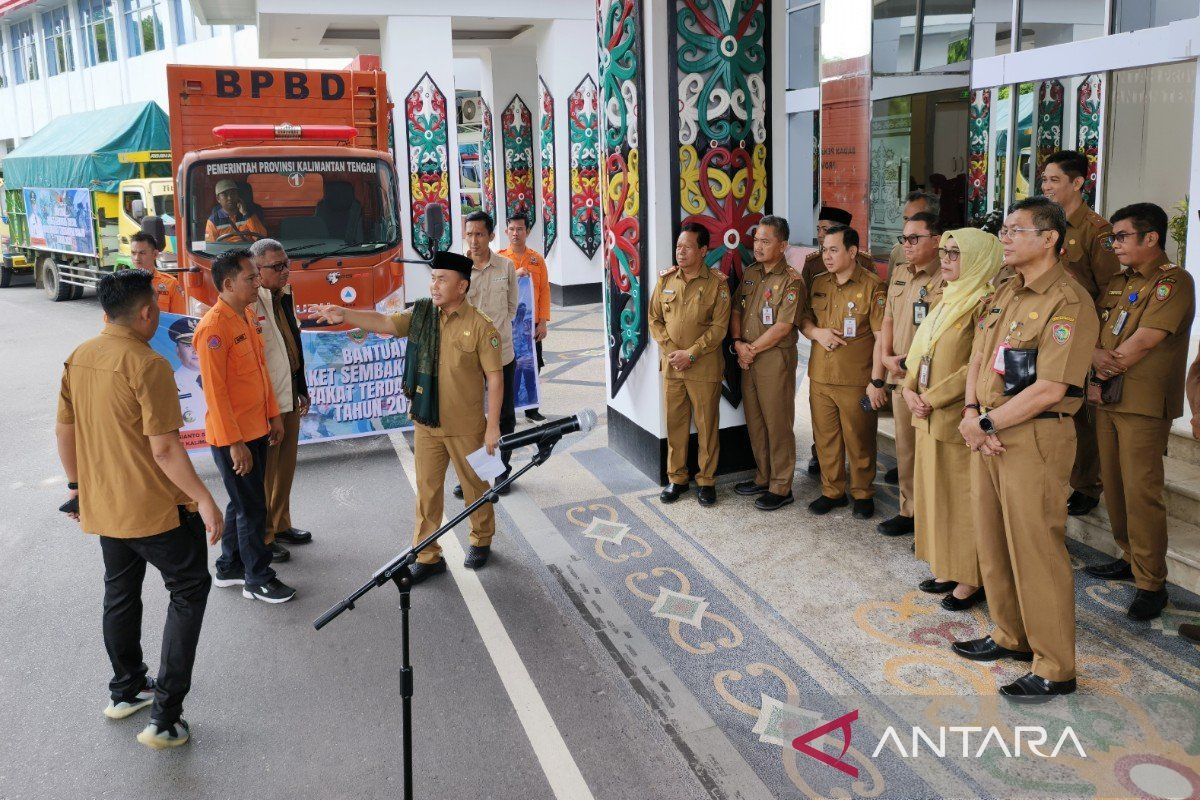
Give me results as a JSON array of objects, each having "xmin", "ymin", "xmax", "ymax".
[
  {"xmin": 137, "ymin": 719, "xmax": 190, "ymax": 749},
  {"xmin": 104, "ymin": 678, "xmax": 156, "ymax": 720}
]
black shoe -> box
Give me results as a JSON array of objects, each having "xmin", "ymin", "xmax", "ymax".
[
  {"xmin": 696, "ymin": 485, "xmax": 716, "ymax": 507},
  {"xmin": 734, "ymin": 480, "xmax": 768, "ymax": 496},
  {"xmin": 919, "ymin": 578, "xmax": 956, "ymax": 594},
  {"xmin": 453, "ymin": 483, "xmax": 498, "ymax": 503},
  {"xmin": 525, "ymin": 409, "xmax": 547, "ymax": 422},
  {"xmin": 409, "ymin": 559, "xmax": 447, "ymax": 585},
  {"xmin": 806, "ymin": 456, "xmax": 820, "ymax": 476},
  {"xmin": 755, "ymin": 491, "xmax": 794, "ymax": 511},
  {"xmin": 852, "ymin": 499, "xmax": 875, "ymax": 520},
  {"xmin": 941, "ymin": 588, "xmax": 986, "ymax": 611},
  {"xmin": 1127, "ymin": 588, "xmax": 1169, "ymax": 621},
  {"xmin": 877, "ymin": 514, "xmax": 914, "ymax": 536},
  {"xmin": 464, "ymin": 545, "xmax": 491, "ymax": 570},
  {"xmin": 268, "ymin": 542, "xmax": 291, "ymax": 563},
  {"xmin": 660, "ymin": 483, "xmax": 688, "ymax": 503},
  {"xmin": 1067, "ymin": 491, "xmax": 1099, "ymax": 516},
  {"xmin": 951, "ymin": 635, "xmax": 1033, "ymax": 663},
  {"xmin": 275, "ymin": 527, "xmax": 313, "ymax": 545},
  {"xmin": 999, "ymin": 672, "xmax": 1076, "ymax": 703},
  {"xmin": 1084, "ymin": 557, "xmax": 1133, "ymax": 581},
  {"xmin": 494, "ymin": 471, "xmax": 512, "ymax": 496},
  {"xmin": 212, "ymin": 566, "xmax": 246, "ymax": 588},
  {"xmin": 242, "ymin": 578, "xmax": 296, "ymax": 604},
  {"xmin": 1179, "ymin": 623, "xmax": 1200, "ymax": 643},
  {"xmin": 808, "ymin": 494, "xmax": 848, "ymax": 515},
  {"xmin": 883, "ymin": 466, "xmax": 899, "ymax": 485}
]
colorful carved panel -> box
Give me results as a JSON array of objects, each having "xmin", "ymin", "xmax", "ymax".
[
  {"xmin": 967, "ymin": 88, "xmax": 990, "ymax": 222},
  {"xmin": 1035, "ymin": 79, "xmax": 1064, "ymax": 184},
  {"xmin": 1076, "ymin": 74, "xmax": 1102, "ymax": 208},
  {"xmin": 568, "ymin": 75, "xmax": 601, "ymax": 259},
  {"xmin": 539, "ymin": 77, "xmax": 558, "ymax": 254},
  {"xmin": 404, "ymin": 73, "xmax": 452, "ymax": 259},
  {"xmin": 598, "ymin": 0, "xmax": 649, "ymax": 397},
  {"xmin": 480, "ymin": 98, "xmax": 497, "ymax": 219},
  {"xmin": 502, "ymin": 94, "xmax": 536, "ymax": 230},
  {"xmin": 669, "ymin": 0, "xmax": 769, "ymax": 282}
]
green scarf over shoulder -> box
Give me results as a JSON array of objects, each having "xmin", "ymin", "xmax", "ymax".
[{"xmin": 402, "ymin": 298, "xmax": 439, "ymax": 427}]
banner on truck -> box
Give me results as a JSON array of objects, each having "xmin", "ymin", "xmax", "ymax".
[
  {"xmin": 23, "ymin": 188, "xmax": 96, "ymax": 257},
  {"xmin": 151, "ymin": 275, "xmax": 540, "ymax": 449}
]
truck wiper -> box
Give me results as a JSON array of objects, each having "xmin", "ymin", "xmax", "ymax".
[{"xmin": 301, "ymin": 242, "xmax": 388, "ymax": 268}]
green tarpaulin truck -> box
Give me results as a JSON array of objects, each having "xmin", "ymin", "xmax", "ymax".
[{"xmin": 0, "ymin": 101, "xmax": 175, "ymax": 299}]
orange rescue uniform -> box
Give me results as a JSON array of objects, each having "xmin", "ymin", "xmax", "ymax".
[
  {"xmin": 194, "ymin": 297, "xmax": 280, "ymax": 446},
  {"xmin": 499, "ymin": 246, "xmax": 551, "ymax": 324},
  {"xmin": 151, "ymin": 269, "xmax": 187, "ymax": 314}
]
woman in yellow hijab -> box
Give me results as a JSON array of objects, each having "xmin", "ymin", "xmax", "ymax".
[{"xmin": 903, "ymin": 228, "xmax": 1003, "ymax": 611}]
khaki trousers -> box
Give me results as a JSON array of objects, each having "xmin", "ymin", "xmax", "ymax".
[
  {"xmin": 972, "ymin": 416, "xmax": 1076, "ymax": 682},
  {"xmin": 810, "ymin": 381, "xmax": 877, "ymax": 500},
  {"xmin": 1070, "ymin": 405, "xmax": 1102, "ymax": 499},
  {"xmin": 1096, "ymin": 409, "xmax": 1172, "ymax": 591},
  {"xmin": 413, "ymin": 425, "xmax": 494, "ymax": 565},
  {"xmin": 264, "ymin": 408, "xmax": 302, "ymax": 545},
  {"xmin": 743, "ymin": 347, "xmax": 798, "ymax": 495},
  {"xmin": 664, "ymin": 378, "xmax": 721, "ymax": 486},
  {"xmin": 892, "ymin": 388, "xmax": 915, "ymax": 517}
]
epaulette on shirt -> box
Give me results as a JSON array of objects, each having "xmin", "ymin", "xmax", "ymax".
[
  {"xmin": 788, "ymin": 267, "xmax": 803, "ymax": 281},
  {"xmin": 1086, "ymin": 210, "xmax": 1110, "ymax": 229},
  {"xmin": 659, "ymin": 266, "xmax": 678, "ymax": 277},
  {"xmin": 1161, "ymin": 262, "xmax": 1180, "ymax": 272}
]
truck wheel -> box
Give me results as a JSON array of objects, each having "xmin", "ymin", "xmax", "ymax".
[
  {"xmin": 42, "ymin": 258, "xmax": 73, "ymax": 302},
  {"xmin": 70, "ymin": 282, "xmax": 86, "ymax": 300}
]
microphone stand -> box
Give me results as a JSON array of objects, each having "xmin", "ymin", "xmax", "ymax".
[{"xmin": 314, "ymin": 431, "xmax": 563, "ymax": 800}]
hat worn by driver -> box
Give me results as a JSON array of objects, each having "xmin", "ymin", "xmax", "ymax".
[{"xmin": 215, "ymin": 179, "xmax": 238, "ymax": 197}]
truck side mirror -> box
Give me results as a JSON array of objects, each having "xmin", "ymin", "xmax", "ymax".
[
  {"xmin": 141, "ymin": 216, "xmax": 166, "ymax": 251},
  {"xmin": 131, "ymin": 198, "xmax": 146, "ymax": 221},
  {"xmin": 424, "ymin": 204, "xmax": 444, "ymax": 255}
]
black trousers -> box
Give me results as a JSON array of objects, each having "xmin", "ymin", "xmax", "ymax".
[
  {"xmin": 500, "ymin": 359, "xmax": 516, "ymax": 471},
  {"xmin": 211, "ymin": 435, "xmax": 275, "ymax": 587},
  {"xmin": 100, "ymin": 509, "xmax": 211, "ymax": 725}
]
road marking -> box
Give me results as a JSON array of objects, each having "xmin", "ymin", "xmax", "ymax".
[{"xmin": 391, "ymin": 434, "xmax": 595, "ymax": 800}]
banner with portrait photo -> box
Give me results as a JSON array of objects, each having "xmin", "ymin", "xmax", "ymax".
[{"xmin": 24, "ymin": 188, "xmax": 97, "ymax": 257}]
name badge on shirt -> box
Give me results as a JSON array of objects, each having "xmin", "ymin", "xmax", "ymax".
[
  {"xmin": 912, "ymin": 301, "xmax": 928, "ymax": 325},
  {"xmin": 762, "ymin": 306, "xmax": 774, "ymax": 325},
  {"xmin": 1111, "ymin": 309, "xmax": 1129, "ymax": 337},
  {"xmin": 842, "ymin": 316, "xmax": 857, "ymax": 338},
  {"xmin": 918, "ymin": 354, "xmax": 932, "ymax": 389}
]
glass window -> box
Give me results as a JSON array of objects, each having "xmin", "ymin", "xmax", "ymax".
[
  {"xmin": 1104, "ymin": 63, "xmax": 1195, "ymax": 262},
  {"xmin": 787, "ymin": 111, "xmax": 818, "ymax": 244},
  {"xmin": 170, "ymin": 0, "xmax": 215, "ymax": 45},
  {"xmin": 973, "ymin": 0, "xmax": 1014, "ymax": 58},
  {"xmin": 873, "ymin": 0, "xmax": 919, "ymax": 74},
  {"xmin": 787, "ymin": 2, "xmax": 820, "ymax": 90},
  {"xmin": 1115, "ymin": 0, "xmax": 1200, "ymax": 33},
  {"xmin": 918, "ymin": 3, "xmax": 973, "ymax": 71},
  {"xmin": 42, "ymin": 6, "xmax": 75, "ymax": 77},
  {"xmin": 80, "ymin": 0, "xmax": 117, "ymax": 65},
  {"xmin": 123, "ymin": 0, "xmax": 166, "ymax": 56},
  {"xmin": 1012, "ymin": 82, "xmax": 1035, "ymax": 202},
  {"xmin": 1018, "ymin": 0, "xmax": 1107, "ymax": 50},
  {"xmin": 12, "ymin": 19, "xmax": 39, "ymax": 84}
]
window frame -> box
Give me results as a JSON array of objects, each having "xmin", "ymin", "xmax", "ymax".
[
  {"xmin": 42, "ymin": 5, "xmax": 75, "ymax": 78},
  {"xmin": 80, "ymin": 0, "xmax": 117, "ymax": 66},
  {"xmin": 122, "ymin": 0, "xmax": 166, "ymax": 57},
  {"xmin": 11, "ymin": 18, "xmax": 39, "ymax": 85}
]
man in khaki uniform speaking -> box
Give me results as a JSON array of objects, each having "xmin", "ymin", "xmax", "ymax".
[
  {"xmin": 649, "ymin": 222, "xmax": 731, "ymax": 507},
  {"xmin": 731, "ymin": 215, "xmax": 805, "ymax": 511},
  {"xmin": 800, "ymin": 225, "xmax": 887, "ymax": 520},
  {"xmin": 1084, "ymin": 203, "xmax": 1195, "ymax": 622},
  {"xmin": 953, "ymin": 197, "xmax": 1099, "ymax": 701},
  {"xmin": 878, "ymin": 211, "xmax": 945, "ymax": 536},
  {"xmin": 314, "ymin": 252, "xmax": 504, "ymax": 583},
  {"xmin": 1041, "ymin": 150, "xmax": 1121, "ymax": 517}
]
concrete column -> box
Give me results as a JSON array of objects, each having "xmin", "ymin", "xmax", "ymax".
[
  {"xmin": 380, "ymin": 15, "xmax": 461, "ymax": 302},
  {"xmin": 481, "ymin": 47, "xmax": 540, "ymax": 249}
]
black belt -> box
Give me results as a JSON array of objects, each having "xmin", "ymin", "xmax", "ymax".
[{"xmin": 1033, "ymin": 412, "xmax": 1070, "ymax": 420}]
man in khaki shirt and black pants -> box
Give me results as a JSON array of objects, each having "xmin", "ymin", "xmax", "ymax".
[
  {"xmin": 56, "ymin": 269, "xmax": 224, "ymax": 749},
  {"xmin": 953, "ymin": 197, "xmax": 1100, "ymax": 701},
  {"xmin": 1084, "ymin": 203, "xmax": 1195, "ymax": 622},
  {"xmin": 649, "ymin": 222, "xmax": 732, "ymax": 506}
]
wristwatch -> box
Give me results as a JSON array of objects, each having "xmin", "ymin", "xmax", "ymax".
[
  {"xmin": 67, "ymin": 481, "xmax": 78, "ymax": 491},
  {"xmin": 870, "ymin": 379, "xmax": 885, "ymax": 389},
  {"xmin": 978, "ymin": 413, "xmax": 995, "ymax": 434}
]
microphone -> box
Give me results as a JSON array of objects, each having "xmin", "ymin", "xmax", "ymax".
[{"xmin": 498, "ymin": 409, "xmax": 597, "ymax": 452}]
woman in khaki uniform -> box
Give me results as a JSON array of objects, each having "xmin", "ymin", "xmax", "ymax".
[{"xmin": 902, "ymin": 228, "xmax": 1003, "ymax": 610}]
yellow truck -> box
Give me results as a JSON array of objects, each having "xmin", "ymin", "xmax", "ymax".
[{"xmin": 0, "ymin": 102, "xmax": 174, "ymax": 299}]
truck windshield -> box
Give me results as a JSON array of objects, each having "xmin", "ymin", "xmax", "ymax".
[{"xmin": 187, "ymin": 157, "xmax": 398, "ymax": 258}]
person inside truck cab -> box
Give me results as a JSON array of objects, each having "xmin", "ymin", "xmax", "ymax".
[{"xmin": 206, "ymin": 179, "xmax": 268, "ymax": 243}]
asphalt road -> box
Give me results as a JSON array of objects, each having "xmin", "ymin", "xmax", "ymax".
[{"xmin": 0, "ymin": 283, "xmax": 705, "ymax": 800}]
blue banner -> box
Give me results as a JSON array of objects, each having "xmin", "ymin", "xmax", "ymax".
[{"xmin": 24, "ymin": 187, "xmax": 96, "ymax": 257}]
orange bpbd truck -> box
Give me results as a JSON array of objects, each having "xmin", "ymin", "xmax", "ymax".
[{"xmin": 167, "ymin": 64, "xmax": 405, "ymax": 323}]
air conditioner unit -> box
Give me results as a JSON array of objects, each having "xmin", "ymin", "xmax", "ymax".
[{"xmin": 459, "ymin": 97, "xmax": 482, "ymax": 126}]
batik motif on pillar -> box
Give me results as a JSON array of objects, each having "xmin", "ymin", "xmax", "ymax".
[
  {"xmin": 1035, "ymin": 79, "xmax": 1064, "ymax": 183},
  {"xmin": 480, "ymin": 98, "xmax": 497, "ymax": 220},
  {"xmin": 502, "ymin": 95, "xmax": 536, "ymax": 230},
  {"xmin": 598, "ymin": 0, "xmax": 649, "ymax": 397},
  {"xmin": 667, "ymin": 0, "xmax": 769, "ymax": 407},
  {"xmin": 967, "ymin": 88, "xmax": 990, "ymax": 222},
  {"xmin": 1076, "ymin": 74, "xmax": 1103, "ymax": 208},
  {"xmin": 539, "ymin": 77, "xmax": 558, "ymax": 253},
  {"xmin": 405, "ymin": 73, "xmax": 453, "ymax": 259},
  {"xmin": 568, "ymin": 75, "xmax": 601, "ymax": 259}
]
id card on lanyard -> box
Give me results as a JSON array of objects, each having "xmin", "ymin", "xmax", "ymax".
[
  {"xmin": 918, "ymin": 354, "xmax": 932, "ymax": 388},
  {"xmin": 761, "ymin": 288, "xmax": 774, "ymax": 326},
  {"xmin": 842, "ymin": 301, "xmax": 857, "ymax": 338},
  {"xmin": 912, "ymin": 286, "xmax": 929, "ymax": 326}
]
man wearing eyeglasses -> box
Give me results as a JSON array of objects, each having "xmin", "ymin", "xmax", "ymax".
[
  {"xmin": 885, "ymin": 191, "xmax": 940, "ymax": 283},
  {"xmin": 250, "ymin": 239, "xmax": 313, "ymax": 563},
  {"xmin": 1083, "ymin": 203, "xmax": 1194, "ymax": 622},
  {"xmin": 1041, "ymin": 151, "xmax": 1121, "ymax": 518}
]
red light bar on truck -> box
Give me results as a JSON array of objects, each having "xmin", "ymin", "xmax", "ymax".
[{"xmin": 211, "ymin": 124, "xmax": 358, "ymax": 141}]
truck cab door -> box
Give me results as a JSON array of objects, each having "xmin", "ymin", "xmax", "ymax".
[{"xmin": 117, "ymin": 182, "xmax": 147, "ymax": 261}]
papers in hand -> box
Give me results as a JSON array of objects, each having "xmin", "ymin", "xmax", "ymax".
[{"xmin": 466, "ymin": 445, "xmax": 505, "ymax": 482}]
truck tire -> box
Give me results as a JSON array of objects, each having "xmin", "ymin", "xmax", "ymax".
[
  {"xmin": 70, "ymin": 282, "xmax": 86, "ymax": 300},
  {"xmin": 42, "ymin": 258, "xmax": 73, "ymax": 302}
]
